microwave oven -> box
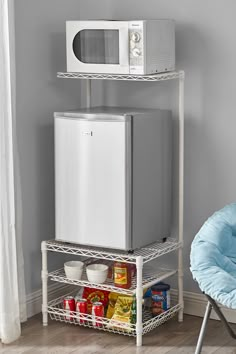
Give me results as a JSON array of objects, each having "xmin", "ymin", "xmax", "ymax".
[{"xmin": 66, "ymin": 20, "xmax": 175, "ymax": 75}]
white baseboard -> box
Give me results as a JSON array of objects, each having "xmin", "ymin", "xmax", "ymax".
[
  {"xmin": 171, "ymin": 289, "xmax": 236, "ymax": 324},
  {"xmin": 26, "ymin": 286, "xmax": 236, "ymax": 324},
  {"xmin": 26, "ymin": 283, "xmax": 70, "ymax": 319}
]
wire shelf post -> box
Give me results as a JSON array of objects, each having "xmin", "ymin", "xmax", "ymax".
[
  {"xmin": 178, "ymin": 71, "xmax": 185, "ymax": 322},
  {"xmin": 41, "ymin": 241, "xmax": 48, "ymax": 326},
  {"xmin": 86, "ymin": 79, "xmax": 91, "ymax": 108},
  {"xmin": 136, "ymin": 256, "xmax": 143, "ymax": 346}
]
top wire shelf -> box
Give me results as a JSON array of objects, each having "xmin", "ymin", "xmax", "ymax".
[
  {"xmin": 57, "ymin": 71, "xmax": 184, "ymax": 82},
  {"xmin": 43, "ymin": 238, "xmax": 182, "ymax": 264}
]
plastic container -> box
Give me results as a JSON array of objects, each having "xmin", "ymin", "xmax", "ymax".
[
  {"xmin": 64, "ymin": 261, "xmax": 84, "ymax": 280},
  {"xmin": 86, "ymin": 264, "xmax": 108, "ymax": 284},
  {"xmin": 113, "ymin": 262, "xmax": 131, "ymax": 289},
  {"xmin": 151, "ymin": 283, "xmax": 170, "ymax": 316}
]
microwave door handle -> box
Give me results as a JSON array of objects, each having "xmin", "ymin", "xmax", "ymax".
[{"xmin": 119, "ymin": 27, "xmax": 129, "ymax": 68}]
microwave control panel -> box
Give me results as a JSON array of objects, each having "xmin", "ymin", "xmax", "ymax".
[{"xmin": 129, "ymin": 23, "xmax": 144, "ymax": 73}]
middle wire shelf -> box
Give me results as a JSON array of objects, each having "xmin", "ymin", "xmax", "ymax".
[{"xmin": 48, "ymin": 266, "xmax": 177, "ymax": 296}]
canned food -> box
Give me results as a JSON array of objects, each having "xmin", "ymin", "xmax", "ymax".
[
  {"xmin": 63, "ymin": 296, "xmax": 75, "ymax": 321},
  {"xmin": 113, "ymin": 262, "xmax": 131, "ymax": 289},
  {"xmin": 75, "ymin": 297, "xmax": 87, "ymax": 324},
  {"xmin": 151, "ymin": 283, "xmax": 170, "ymax": 316},
  {"xmin": 92, "ymin": 302, "xmax": 104, "ymax": 327}
]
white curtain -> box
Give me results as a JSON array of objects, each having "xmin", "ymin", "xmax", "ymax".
[{"xmin": 0, "ymin": 0, "xmax": 27, "ymax": 344}]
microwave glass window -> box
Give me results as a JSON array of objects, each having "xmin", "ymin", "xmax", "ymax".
[{"xmin": 73, "ymin": 30, "xmax": 119, "ymax": 64}]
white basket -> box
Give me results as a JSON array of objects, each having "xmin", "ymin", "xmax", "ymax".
[{"xmin": 47, "ymin": 290, "xmax": 181, "ymax": 337}]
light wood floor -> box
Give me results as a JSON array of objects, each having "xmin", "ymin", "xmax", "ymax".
[{"xmin": 1, "ymin": 314, "xmax": 236, "ymax": 354}]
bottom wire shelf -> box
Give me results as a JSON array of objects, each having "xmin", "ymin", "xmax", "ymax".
[{"xmin": 47, "ymin": 291, "xmax": 181, "ymax": 337}]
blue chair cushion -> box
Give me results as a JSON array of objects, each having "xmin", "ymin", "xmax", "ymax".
[{"xmin": 190, "ymin": 203, "xmax": 236, "ymax": 309}]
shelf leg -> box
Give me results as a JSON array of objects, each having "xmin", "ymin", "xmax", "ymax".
[
  {"xmin": 86, "ymin": 79, "xmax": 92, "ymax": 108},
  {"xmin": 41, "ymin": 241, "xmax": 48, "ymax": 326},
  {"xmin": 178, "ymin": 71, "xmax": 185, "ymax": 322},
  {"xmin": 178, "ymin": 248, "xmax": 184, "ymax": 322},
  {"xmin": 136, "ymin": 256, "xmax": 143, "ymax": 347}
]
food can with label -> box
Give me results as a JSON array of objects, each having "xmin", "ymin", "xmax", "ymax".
[
  {"xmin": 151, "ymin": 283, "xmax": 170, "ymax": 316},
  {"xmin": 92, "ymin": 302, "xmax": 104, "ymax": 327},
  {"xmin": 113, "ymin": 262, "xmax": 131, "ymax": 289},
  {"xmin": 63, "ymin": 296, "xmax": 76, "ymax": 321},
  {"xmin": 75, "ymin": 297, "xmax": 87, "ymax": 324}
]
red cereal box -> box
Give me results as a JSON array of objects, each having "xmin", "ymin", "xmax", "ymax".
[{"xmin": 82, "ymin": 287, "xmax": 109, "ymax": 314}]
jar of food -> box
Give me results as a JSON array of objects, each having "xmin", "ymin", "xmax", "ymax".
[
  {"xmin": 151, "ymin": 283, "xmax": 170, "ymax": 316},
  {"xmin": 113, "ymin": 262, "xmax": 131, "ymax": 289}
]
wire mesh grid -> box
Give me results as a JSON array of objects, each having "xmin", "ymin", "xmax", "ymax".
[
  {"xmin": 57, "ymin": 71, "xmax": 184, "ymax": 82},
  {"xmin": 44, "ymin": 238, "xmax": 182, "ymax": 264},
  {"xmin": 47, "ymin": 290, "xmax": 136, "ymax": 336},
  {"xmin": 48, "ymin": 267, "xmax": 177, "ymax": 296},
  {"xmin": 142, "ymin": 304, "xmax": 181, "ymax": 334},
  {"xmin": 47, "ymin": 290, "xmax": 181, "ymax": 337},
  {"xmin": 48, "ymin": 310, "xmax": 137, "ymax": 337}
]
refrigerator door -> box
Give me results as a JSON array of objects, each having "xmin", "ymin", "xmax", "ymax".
[{"xmin": 55, "ymin": 116, "xmax": 131, "ymax": 249}]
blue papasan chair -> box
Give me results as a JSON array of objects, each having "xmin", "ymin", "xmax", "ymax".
[{"xmin": 190, "ymin": 203, "xmax": 236, "ymax": 354}]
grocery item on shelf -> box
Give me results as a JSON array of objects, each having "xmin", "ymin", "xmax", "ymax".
[
  {"xmin": 130, "ymin": 297, "xmax": 136, "ymax": 324},
  {"xmin": 113, "ymin": 261, "xmax": 131, "ymax": 289},
  {"xmin": 106, "ymin": 292, "xmax": 120, "ymax": 319},
  {"xmin": 63, "ymin": 296, "xmax": 75, "ymax": 321},
  {"xmin": 75, "ymin": 297, "xmax": 87, "ymax": 324},
  {"xmin": 80, "ymin": 287, "xmax": 110, "ymax": 314},
  {"xmin": 130, "ymin": 264, "xmax": 136, "ymax": 278},
  {"xmin": 143, "ymin": 288, "xmax": 152, "ymax": 310},
  {"xmin": 92, "ymin": 302, "xmax": 104, "ymax": 327},
  {"xmin": 61, "ymin": 285, "xmax": 173, "ymax": 324},
  {"xmin": 151, "ymin": 282, "xmax": 170, "ymax": 316},
  {"xmin": 86, "ymin": 263, "xmax": 109, "ymax": 284},
  {"xmin": 64, "ymin": 261, "xmax": 84, "ymax": 280},
  {"xmin": 108, "ymin": 295, "xmax": 134, "ymax": 332},
  {"xmin": 85, "ymin": 259, "xmax": 113, "ymax": 279}
]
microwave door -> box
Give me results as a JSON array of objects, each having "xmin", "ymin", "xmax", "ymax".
[
  {"xmin": 55, "ymin": 116, "xmax": 131, "ymax": 249},
  {"xmin": 74, "ymin": 30, "xmax": 120, "ymax": 65},
  {"xmin": 67, "ymin": 21, "xmax": 129, "ymax": 74}
]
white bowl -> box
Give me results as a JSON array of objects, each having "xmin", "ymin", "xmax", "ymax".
[
  {"xmin": 64, "ymin": 261, "xmax": 84, "ymax": 280},
  {"xmin": 86, "ymin": 264, "xmax": 108, "ymax": 284}
]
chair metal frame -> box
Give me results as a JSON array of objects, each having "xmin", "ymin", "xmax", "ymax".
[{"xmin": 195, "ymin": 294, "xmax": 236, "ymax": 354}]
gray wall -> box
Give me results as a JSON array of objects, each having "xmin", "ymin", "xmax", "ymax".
[
  {"xmin": 106, "ymin": 0, "xmax": 236, "ymax": 292},
  {"xmin": 15, "ymin": 0, "xmax": 110, "ymax": 295},
  {"xmin": 15, "ymin": 0, "xmax": 236, "ymax": 297}
]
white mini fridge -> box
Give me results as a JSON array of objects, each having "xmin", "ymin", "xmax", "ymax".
[{"xmin": 54, "ymin": 107, "xmax": 172, "ymax": 250}]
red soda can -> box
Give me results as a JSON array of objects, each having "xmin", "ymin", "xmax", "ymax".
[
  {"xmin": 63, "ymin": 296, "xmax": 75, "ymax": 321},
  {"xmin": 75, "ymin": 298, "xmax": 87, "ymax": 324},
  {"xmin": 91, "ymin": 302, "xmax": 104, "ymax": 328}
]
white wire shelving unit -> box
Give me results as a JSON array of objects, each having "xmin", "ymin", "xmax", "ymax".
[{"xmin": 42, "ymin": 70, "xmax": 185, "ymax": 347}]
